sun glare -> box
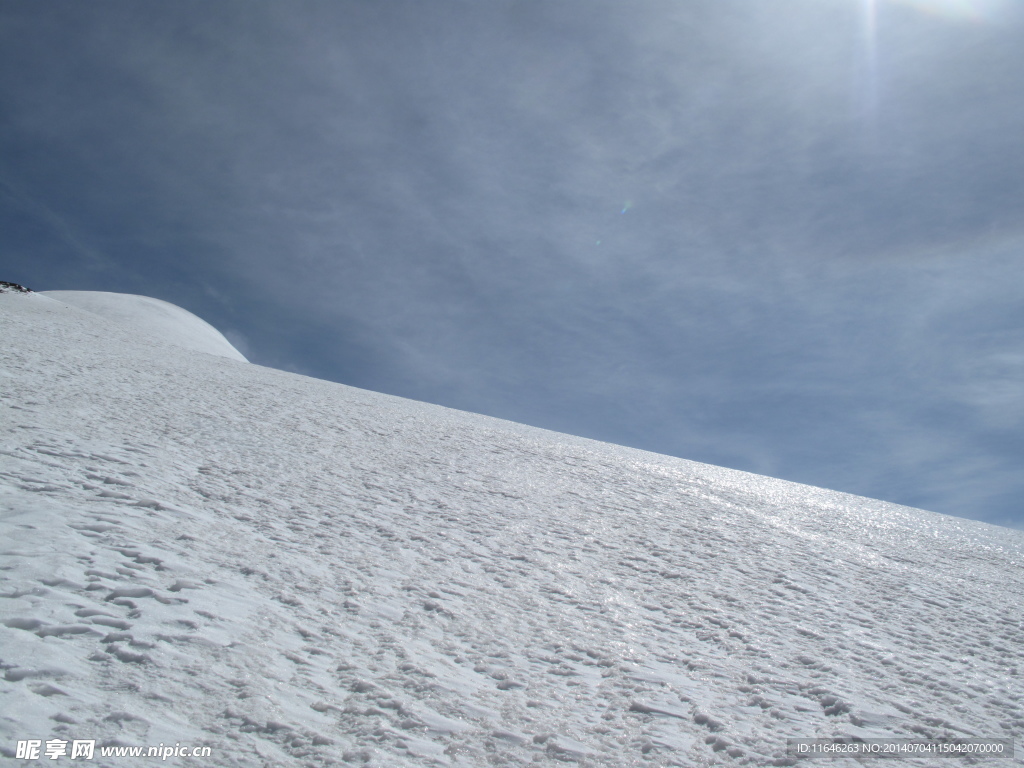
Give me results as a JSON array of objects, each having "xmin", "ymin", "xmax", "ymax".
[
  {"xmin": 885, "ymin": 0, "xmax": 1008, "ymax": 22},
  {"xmin": 861, "ymin": 0, "xmax": 1008, "ymax": 131}
]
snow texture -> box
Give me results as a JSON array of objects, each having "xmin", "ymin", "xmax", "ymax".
[
  {"xmin": 1, "ymin": 290, "xmax": 1022, "ymax": 767},
  {"xmin": 40, "ymin": 291, "xmax": 247, "ymax": 362}
]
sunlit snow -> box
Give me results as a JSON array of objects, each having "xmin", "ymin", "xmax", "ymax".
[
  {"xmin": 1, "ymin": 290, "xmax": 1021, "ymax": 766},
  {"xmin": 39, "ymin": 291, "xmax": 246, "ymax": 362}
]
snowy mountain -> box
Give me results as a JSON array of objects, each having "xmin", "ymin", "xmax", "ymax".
[{"xmin": 1, "ymin": 290, "xmax": 1021, "ymax": 767}]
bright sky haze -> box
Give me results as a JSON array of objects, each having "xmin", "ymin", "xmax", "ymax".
[{"xmin": 2, "ymin": 0, "xmax": 1023, "ymax": 528}]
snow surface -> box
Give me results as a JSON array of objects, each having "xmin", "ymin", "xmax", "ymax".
[
  {"xmin": 39, "ymin": 291, "xmax": 247, "ymax": 362},
  {"xmin": 1, "ymin": 290, "xmax": 1022, "ymax": 767}
]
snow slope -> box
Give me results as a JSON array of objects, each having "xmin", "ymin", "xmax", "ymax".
[
  {"xmin": 40, "ymin": 291, "xmax": 247, "ymax": 362},
  {"xmin": 1, "ymin": 291, "xmax": 1022, "ymax": 767}
]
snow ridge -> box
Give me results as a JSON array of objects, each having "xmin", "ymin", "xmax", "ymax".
[
  {"xmin": 40, "ymin": 291, "xmax": 247, "ymax": 362},
  {"xmin": 1, "ymin": 292, "xmax": 1022, "ymax": 767}
]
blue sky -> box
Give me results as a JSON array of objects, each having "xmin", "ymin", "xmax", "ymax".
[{"xmin": 3, "ymin": 0, "xmax": 1023, "ymax": 528}]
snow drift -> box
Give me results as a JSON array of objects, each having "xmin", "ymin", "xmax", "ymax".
[
  {"xmin": 1, "ymin": 291, "xmax": 1021, "ymax": 766},
  {"xmin": 40, "ymin": 291, "xmax": 247, "ymax": 362}
]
